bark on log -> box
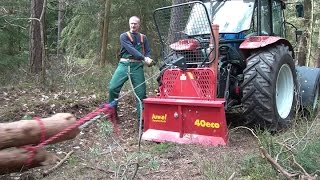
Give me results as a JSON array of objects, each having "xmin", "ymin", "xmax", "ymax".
[
  {"xmin": 0, "ymin": 113, "xmax": 80, "ymax": 150},
  {"xmin": 0, "ymin": 148, "xmax": 58, "ymax": 175}
]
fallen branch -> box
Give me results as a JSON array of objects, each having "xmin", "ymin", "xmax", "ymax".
[
  {"xmin": 259, "ymin": 146, "xmax": 299, "ymax": 179},
  {"xmin": 300, "ymin": 175, "xmax": 318, "ymax": 180},
  {"xmin": 229, "ymin": 126, "xmax": 260, "ymax": 144},
  {"xmin": 292, "ymin": 155, "xmax": 310, "ymax": 177},
  {"xmin": 228, "ymin": 172, "xmax": 236, "ymax": 180},
  {"xmin": 43, "ymin": 150, "xmax": 74, "ymax": 176},
  {"xmin": 292, "ymin": 156, "xmax": 318, "ymax": 180},
  {"xmin": 84, "ymin": 166, "xmax": 115, "ymax": 174}
]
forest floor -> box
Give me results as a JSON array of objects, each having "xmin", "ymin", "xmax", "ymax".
[{"xmin": 0, "ymin": 86, "xmax": 318, "ymax": 180}]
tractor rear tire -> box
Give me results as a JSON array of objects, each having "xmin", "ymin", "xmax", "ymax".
[{"xmin": 241, "ymin": 44, "xmax": 297, "ymax": 131}]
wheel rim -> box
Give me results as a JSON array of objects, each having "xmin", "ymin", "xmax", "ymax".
[
  {"xmin": 313, "ymin": 84, "xmax": 319, "ymax": 110},
  {"xmin": 276, "ymin": 64, "xmax": 294, "ymax": 119}
]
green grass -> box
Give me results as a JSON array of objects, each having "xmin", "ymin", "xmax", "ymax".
[
  {"xmin": 150, "ymin": 142, "xmax": 175, "ymax": 154},
  {"xmin": 99, "ymin": 120, "xmax": 113, "ymax": 137},
  {"xmin": 295, "ymin": 140, "xmax": 320, "ymax": 174},
  {"xmin": 241, "ymin": 154, "xmax": 283, "ymax": 180},
  {"xmin": 146, "ymin": 156, "xmax": 161, "ymax": 170},
  {"xmin": 67, "ymin": 155, "xmax": 79, "ymax": 166}
]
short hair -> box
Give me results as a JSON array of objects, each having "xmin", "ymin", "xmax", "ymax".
[{"xmin": 129, "ymin": 16, "xmax": 140, "ymax": 23}]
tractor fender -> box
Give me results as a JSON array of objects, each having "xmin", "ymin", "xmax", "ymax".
[
  {"xmin": 240, "ymin": 36, "xmax": 295, "ymax": 59},
  {"xmin": 296, "ymin": 66, "xmax": 320, "ymax": 109},
  {"xmin": 170, "ymin": 38, "xmax": 200, "ymax": 51}
]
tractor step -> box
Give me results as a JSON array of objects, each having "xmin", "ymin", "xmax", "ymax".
[{"xmin": 142, "ymin": 97, "xmax": 228, "ymax": 146}]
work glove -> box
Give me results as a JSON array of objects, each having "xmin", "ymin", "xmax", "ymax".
[{"xmin": 144, "ymin": 57, "xmax": 154, "ymax": 67}]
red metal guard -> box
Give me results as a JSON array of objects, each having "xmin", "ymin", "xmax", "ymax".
[{"xmin": 159, "ymin": 68, "xmax": 217, "ymax": 100}]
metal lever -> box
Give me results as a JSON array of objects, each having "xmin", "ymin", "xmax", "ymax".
[{"xmin": 224, "ymin": 64, "xmax": 232, "ymax": 110}]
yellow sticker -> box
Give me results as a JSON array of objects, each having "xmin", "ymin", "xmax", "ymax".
[
  {"xmin": 152, "ymin": 113, "xmax": 167, "ymax": 123},
  {"xmin": 187, "ymin": 72, "xmax": 194, "ymax": 80},
  {"xmin": 194, "ymin": 119, "xmax": 220, "ymax": 129}
]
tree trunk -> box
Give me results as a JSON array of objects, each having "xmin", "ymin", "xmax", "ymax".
[
  {"xmin": 306, "ymin": 0, "xmax": 314, "ymax": 66},
  {"xmin": 57, "ymin": 0, "xmax": 66, "ymax": 55},
  {"xmin": 29, "ymin": 0, "xmax": 45, "ymax": 74},
  {"xmin": 100, "ymin": 0, "xmax": 112, "ymax": 67},
  {"xmin": 39, "ymin": 0, "xmax": 47, "ymax": 85},
  {"xmin": 297, "ymin": 0, "xmax": 312, "ymax": 66},
  {"xmin": 0, "ymin": 113, "xmax": 80, "ymax": 150},
  {"xmin": 0, "ymin": 148, "xmax": 58, "ymax": 175},
  {"xmin": 168, "ymin": 0, "xmax": 186, "ymax": 44},
  {"xmin": 8, "ymin": 7, "xmax": 15, "ymax": 56},
  {"xmin": 97, "ymin": 0, "xmax": 104, "ymax": 63},
  {"xmin": 297, "ymin": 33, "xmax": 307, "ymax": 66},
  {"xmin": 317, "ymin": 31, "xmax": 320, "ymax": 68}
]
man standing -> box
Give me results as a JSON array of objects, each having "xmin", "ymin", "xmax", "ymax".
[{"xmin": 108, "ymin": 16, "xmax": 153, "ymax": 122}]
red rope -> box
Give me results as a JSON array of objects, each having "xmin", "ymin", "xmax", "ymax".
[
  {"xmin": 23, "ymin": 117, "xmax": 46, "ymax": 167},
  {"xmin": 23, "ymin": 102, "xmax": 117, "ymax": 167},
  {"xmin": 23, "ymin": 145, "xmax": 37, "ymax": 167},
  {"xmin": 109, "ymin": 108, "xmax": 119, "ymax": 135},
  {"xmin": 34, "ymin": 117, "xmax": 46, "ymax": 142}
]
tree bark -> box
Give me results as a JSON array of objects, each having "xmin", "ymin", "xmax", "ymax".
[
  {"xmin": 29, "ymin": 0, "xmax": 45, "ymax": 74},
  {"xmin": 57, "ymin": 0, "xmax": 66, "ymax": 55},
  {"xmin": 0, "ymin": 113, "xmax": 80, "ymax": 150},
  {"xmin": 297, "ymin": 33, "xmax": 307, "ymax": 66},
  {"xmin": 168, "ymin": 0, "xmax": 186, "ymax": 44},
  {"xmin": 100, "ymin": 0, "xmax": 112, "ymax": 67},
  {"xmin": 297, "ymin": 0, "xmax": 312, "ymax": 66},
  {"xmin": 306, "ymin": 0, "xmax": 314, "ymax": 66},
  {"xmin": 0, "ymin": 148, "xmax": 58, "ymax": 175},
  {"xmin": 8, "ymin": 7, "xmax": 15, "ymax": 56},
  {"xmin": 316, "ymin": 31, "xmax": 320, "ymax": 68},
  {"xmin": 40, "ymin": 0, "xmax": 47, "ymax": 85}
]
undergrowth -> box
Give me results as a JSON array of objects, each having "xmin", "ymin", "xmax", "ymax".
[
  {"xmin": 239, "ymin": 113, "xmax": 320, "ymax": 179},
  {"xmin": 1, "ymin": 55, "xmax": 160, "ymax": 97}
]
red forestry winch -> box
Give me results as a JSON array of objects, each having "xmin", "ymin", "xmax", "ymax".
[{"xmin": 142, "ymin": 21, "xmax": 228, "ymax": 146}]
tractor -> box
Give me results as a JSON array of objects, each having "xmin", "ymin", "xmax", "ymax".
[{"xmin": 141, "ymin": 0, "xmax": 320, "ymax": 146}]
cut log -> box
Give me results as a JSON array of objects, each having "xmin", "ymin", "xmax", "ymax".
[
  {"xmin": 0, "ymin": 113, "xmax": 80, "ymax": 150},
  {"xmin": 0, "ymin": 148, "xmax": 59, "ymax": 175}
]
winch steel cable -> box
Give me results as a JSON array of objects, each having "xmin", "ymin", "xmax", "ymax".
[
  {"xmin": 127, "ymin": 65, "xmax": 143, "ymax": 179},
  {"xmin": 116, "ymin": 64, "xmax": 167, "ymax": 101},
  {"xmin": 109, "ymin": 63, "xmax": 167, "ymax": 179}
]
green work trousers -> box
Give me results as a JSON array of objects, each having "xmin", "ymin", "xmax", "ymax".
[{"xmin": 108, "ymin": 61, "xmax": 146, "ymax": 119}]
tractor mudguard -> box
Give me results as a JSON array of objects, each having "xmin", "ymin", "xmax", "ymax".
[
  {"xmin": 240, "ymin": 36, "xmax": 295, "ymax": 59},
  {"xmin": 170, "ymin": 38, "xmax": 200, "ymax": 51},
  {"xmin": 296, "ymin": 66, "xmax": 320, "ymax": 111}
]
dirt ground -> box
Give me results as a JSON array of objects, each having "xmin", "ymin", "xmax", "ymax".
[{"xmin": 0, "ymin": 87, "xmax": 260, "ymax": 180}]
